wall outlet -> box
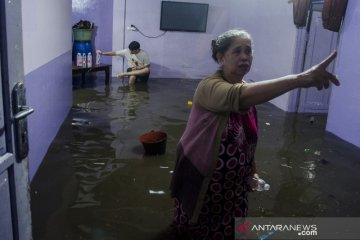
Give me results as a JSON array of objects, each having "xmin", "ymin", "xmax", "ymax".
[{"xmin": 127, "ymin": 26, "xmax": 136, "ymax": 31}]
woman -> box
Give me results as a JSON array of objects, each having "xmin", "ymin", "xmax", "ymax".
[{"xmin": 170, "ymin": 29, "xmax": 339, "ymax": 239}]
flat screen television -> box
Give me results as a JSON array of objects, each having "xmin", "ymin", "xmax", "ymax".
[{"xmin": 160, "ymin": 1, "xmax": 209, "ymax": 32}]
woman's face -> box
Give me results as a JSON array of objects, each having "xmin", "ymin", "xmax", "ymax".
[{"xmin": 218, "ymin": 37, "xmax": 253, "ymax": 79}]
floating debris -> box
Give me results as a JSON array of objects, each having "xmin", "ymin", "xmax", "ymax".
[
  {"xmin": 303, "ymin": 160, "xmax": 315, "ymax": 164},
  {"xmin": 304, "ymin": 169, "xmax": 315, "ymax": 180},
  {"xmin": 160, "ymin": 166, "xmax": 169, "ymax": 169},
  {"xmin": 265, "ymin": 122, "xmax": 271, "ymax": 126},
  {"xmin": 72, "ymin": 118, "xmax": 91, "ymax": 126},
  {"xmin": 149, "ymin": 190, "xmax": 165, "ymax": 195},
  {"xmin": 309, "ymin": 116, "xmax": 315, "ymax": 124},
  {"xmin": 187, "ymin": 101, "xmax": 193, "ymax": 107},
  {"xmin": 93, "ymin": 162, "xmax": 105, "ymax": 165},
  {"xmin": 304, "ymin": 148, "xmax": 310, "ymax": 153},
  {"xmin": 169, "ymin": 170, "xmax": 174, "ymax": 174},
  {"xmin": 280, "ymin": 163, "xmax": 293, "ymax": 168},
  {"xmin": 314, "ymin": 150, "xmax": 321, "ymax": 156},
  {"xmin": 72, "ymin": 102, "xmax": 101, "ymax": 113}
]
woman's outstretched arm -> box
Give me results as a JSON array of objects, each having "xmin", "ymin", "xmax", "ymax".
[{"xmin": 239, "ymin": 51, "xmax": 340, "ymax": 109}]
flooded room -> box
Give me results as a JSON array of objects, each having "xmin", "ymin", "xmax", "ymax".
[{"xmin": 1, "ymin": 0, "xmax": 360, "ymax": 239}]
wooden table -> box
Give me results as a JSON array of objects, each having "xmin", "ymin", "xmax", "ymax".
[{"xmin": 72, "ymin": 64, "xmax": 112, "ymax": 86}]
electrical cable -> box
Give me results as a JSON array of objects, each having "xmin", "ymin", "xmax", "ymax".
[{"xmin": 131, "ymin": 25, "xmax": 167, "ymax": 38}]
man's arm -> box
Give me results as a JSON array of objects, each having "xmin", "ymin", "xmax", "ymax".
[{"xmin": 97, "ymin": 50, "xmax": 118, "ymax": 56}]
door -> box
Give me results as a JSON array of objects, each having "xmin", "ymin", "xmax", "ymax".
[
  {"xmin": 297, "ymin": 3, "xmax": 338, "ymax": 113},
  {"xmin": 0, "ymin": 1, "xmax": 33, "ymax": 240}
]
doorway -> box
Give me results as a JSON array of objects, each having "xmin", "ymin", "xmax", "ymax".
[{"xmin": 294, "ymin": 1, "xmax": 339, "ymax": 113}]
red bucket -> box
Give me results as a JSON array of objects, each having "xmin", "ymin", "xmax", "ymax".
[{"xmin": 139, "ymin": 131, "xmax": 167, "ymax": 155}]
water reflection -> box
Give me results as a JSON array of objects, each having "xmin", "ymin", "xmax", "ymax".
[
  {"xmin": 302, "ymin": 161, "xmax": 316, "ymax": 182},
  {"xmin": 68, "ymin": 83, "xmax": 150, "ymax": 208},
  {"xmin": 115, "ymin": 83, "xmax": 149, "ymax": 121},
  {"xmin": 69, "ymin": 96, "xmax": 126, "ymax": 208},
  {"xmin": 110, "ymin": 83, "xmax": 151, "ymax": 159}
]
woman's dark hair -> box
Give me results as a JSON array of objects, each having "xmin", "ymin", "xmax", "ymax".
[
  {"xmin": 128, "ymin": 41, "xmax": 140, "ymax": 51},
  {"xmin": 211, "ymin": 29, "xmax": 252, "ymax": 63}
]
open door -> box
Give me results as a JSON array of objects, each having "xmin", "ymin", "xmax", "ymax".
[
  {"xmin": 0, "ymin": 1, "xmax": 33, "ymax": 240},
  {"xmin": 297, "ymin": 2, "xmax": 338, "ymax": 113}
]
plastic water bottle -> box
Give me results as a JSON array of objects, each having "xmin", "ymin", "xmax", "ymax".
[
  {"xmin": 255, "ymin": 178, "xmax": 270, "ymax": 191},
  {"xmin": 76, "ymin": 53, "xmax": 82, "ymax": 66},
  {"xmin": 87, "ymin": 52, "xmax": 92, "ymax": 67},
  {"xmin": 249, "ymin": 177, "xmax": 270, "ymax": 191},
  {"xmin": 82, "ymin": 53, "xmax": 86, "ymax": 67}
]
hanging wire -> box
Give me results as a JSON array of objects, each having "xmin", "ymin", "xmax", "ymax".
[{"xmin": 132, "ymin": 25, "xmax": 167, "ymax": 38}]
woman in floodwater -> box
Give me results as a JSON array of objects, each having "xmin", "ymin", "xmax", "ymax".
[{"xmin": 170, "ymin": 29, "xmax": 340, "ymax": 239}]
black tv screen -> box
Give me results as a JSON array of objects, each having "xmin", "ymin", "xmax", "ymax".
[{"xmin": 160, "ymin": 1, "xmax": 209, "ymax": 32}]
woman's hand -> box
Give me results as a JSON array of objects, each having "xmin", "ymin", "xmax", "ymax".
[
  {"xmin": 247, "ymin": 173, "xmax": 259, "ymax": 192},
  {"xmin": 297, "ymin": 51, "xmax": 340, "ymax": 90}
]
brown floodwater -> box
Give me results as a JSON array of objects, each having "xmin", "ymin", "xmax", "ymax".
[{"xmin": 31, "ymin": 76, "xmax": 360, "ymax": 240}]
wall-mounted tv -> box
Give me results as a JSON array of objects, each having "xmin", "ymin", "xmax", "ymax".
[{"xmin": 160, "ymin": 1, "xmax": 209, "ymax": 33}]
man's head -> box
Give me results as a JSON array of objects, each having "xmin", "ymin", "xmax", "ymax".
[{"xmin": 129, "ymin": 41, "xmax": 140, "ymax": 54}]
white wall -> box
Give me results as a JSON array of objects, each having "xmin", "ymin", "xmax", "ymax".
[
  {"xmin": 112, "ymin": 0, "xmax": 297, "ymax": 87},
  {"xmin": 327, "ymin": 0, "xmax": 360, "ymax": 148},
  {"xmin": 22, "ymin": 0, "xmax": 72, "ymax": 74}
]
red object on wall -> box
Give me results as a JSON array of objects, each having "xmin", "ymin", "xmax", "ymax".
[{"xmin": 322, "ymin": 0, "xmax": 348, "ymax": 32}]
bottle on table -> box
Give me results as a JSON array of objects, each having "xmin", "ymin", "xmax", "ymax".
[
  {"xmin": 87, "ymin": 52, "xmax": 92, "ymax": 67},
  {"xmin": 82, "ymin": 53, "xmax": 86, "ymax": 67},
  {"xmin": 76, "ymin": 53, "xmax": 82, "ymax": 67}
]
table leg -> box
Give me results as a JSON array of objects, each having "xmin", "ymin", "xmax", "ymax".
[
  {"xmin": 105, "ymin": 67, "xmax": 110, "ymax": 85},
  {"xmin": 81, "ymin": 72, "xmax": 85, "ymax": 87}
]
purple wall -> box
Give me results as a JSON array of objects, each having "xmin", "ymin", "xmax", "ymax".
[
  {"xmin": 25, "ymin": 52, "xmax": 72, "ymax": 179},
  {"xmin": 326, "ymin": 0, "xmax": 360, "ymax": 148},
  {"xmin": 72, "ymin": 0, "xmax": 113, "ymax": 65}
]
